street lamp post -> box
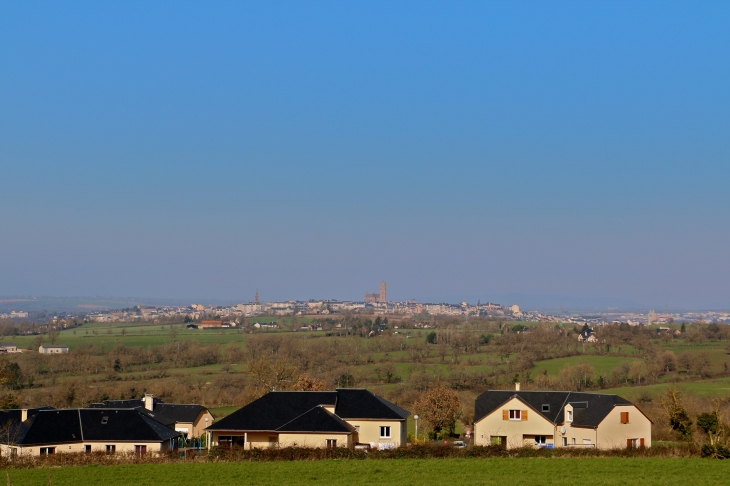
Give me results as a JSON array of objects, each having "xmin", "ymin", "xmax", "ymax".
[
  {"xmin": 205, "ymin": 417, "xmax": 209, "ymax": 451},
  {"xmin": 414, "ymin": 415, "xmax": 419, "ymax": 443}
]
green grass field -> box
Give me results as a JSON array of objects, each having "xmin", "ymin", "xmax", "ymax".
[
  {"xmin": 533, "ymin": 355, "xmax": 631, "ymax": 376},
  {"xmin": 210, "ymin": 406, "xmax": 239, "ymax": 418},
  {"xmin": 10, "ymin": 325, "xmax": 249, "ymax": 350},
  {"xmin": 5, "ymin": 458, "xmax": 729, "ymax": 486},
  {"xmin": 602, "ymin": 376, "xmax": 730, "ymax": 399}
]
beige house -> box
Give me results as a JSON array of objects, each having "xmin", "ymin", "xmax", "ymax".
[
  {"xmin": 0, "ymin": 408, "xmax": 180, "ymax": 457},
  {"xmin": 38, "ymin": 345, "xmax": 69, "ymax": 354},
  {"xmin": 474, "ymin": 387, "xmax": 652, "ymax": 450},
  {"xmin": 577, "ymin": 329, "xmax": 598, "ymax": 343},
  {"xmin": 206, "ymin": 389, "xmax": 409, "ymax": 450},
  {"xmin": 88, "ymin": 394, "xmax": 213, "ymax": 439}
]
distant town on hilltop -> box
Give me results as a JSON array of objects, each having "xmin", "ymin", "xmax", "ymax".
[{"xmin": 2, "ymin": 281, "xmax": 728, "ymax": 327}]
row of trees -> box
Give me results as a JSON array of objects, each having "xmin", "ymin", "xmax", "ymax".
[{"xmin": 660, "ymin": 389, "xmax": 730, "ymax": 458}]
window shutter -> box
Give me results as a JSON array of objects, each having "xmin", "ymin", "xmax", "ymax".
[
  {"xmin": 502, "ymin": 410, "xmax": 508, "ymax": 420},
  {"xmin": 626, "ymin": 439, "xmax": 632, "ymax": 449},
  {"xmin": 640, "ymin": 438, "xmax": 645, "ymax": 448},
  {"xmin": 522, "ymin": 410, "xmax": 528, "ymax": 421},
  {"xmin": 620, "ymin": 412, "xmax": 629, "ymax": 424}
]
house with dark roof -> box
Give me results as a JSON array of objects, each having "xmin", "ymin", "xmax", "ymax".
[
  {"xmin": 0, "ymin": 408, "xmax": 181, "ymax": 457},
  {"xmin": 87, "ymin": 394, "xmax": 213, "ymax": 438},
  {"xmin": 206, "ymin": 389, "xmax": 410, "ymax": 450},
  {"xmin": 474, "ymin": 385, "xmax": 652, "ymax": 450},
  {"xmin": 577, "ymin": 328, "xmax": 598, "ymax": 343},
  {"xmin": 0, "ymin": 407, "xmax": 53, "ymax": 431}
]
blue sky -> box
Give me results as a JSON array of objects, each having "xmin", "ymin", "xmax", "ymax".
[{"xmin": 1, "ymin": 1, "xmax": 728, "ymax": 309}]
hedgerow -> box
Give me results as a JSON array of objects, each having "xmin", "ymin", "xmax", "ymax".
[{"xmin": 0, "ymin": 443, "xmax": 701, "ymax": 469}]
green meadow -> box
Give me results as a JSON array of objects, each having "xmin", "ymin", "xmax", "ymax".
[
  {"xmin": 602, "ymin": 376, "xmax": 730, "ymax": 400},
  {"xmin": 532, "ymin": 355, "xmax": 632, "ymax": 376},
  {"xmin": 5, "ymin": 458, "xmax": 729, "ymax": 486}
]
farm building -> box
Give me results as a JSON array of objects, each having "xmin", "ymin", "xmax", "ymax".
[
  {"xmin": 0, "ymin": 342, "xmax": 20, "ymax": 353},
  {"xmin": 38, "ymin": 345, "xmax": 69, "ymax": 354}
]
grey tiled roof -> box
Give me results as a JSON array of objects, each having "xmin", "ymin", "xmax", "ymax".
[
  {"xmin": 207, "ymin": 389, "xmax": 409, "ymax": 432},
  {"xmin": 7, "ymin": 408, "xmax": 181, "ymax": 446}
]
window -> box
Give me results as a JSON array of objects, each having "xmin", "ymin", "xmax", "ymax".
[
  {"xmin": 326, "ymin": 439, "xmax": 337, "ymax": 449},
  {"xmin": 534, "ymin": 436, "xmax": 546, "ymax": 445},
  {"xmin": 355, "ymin": 426, "xmax": 360, "ymax": 433},
  {"xmin": 218, "ymin": 436, "xmax": 245, "ymax": 447},
  {"xmin": 40, "ymin": 447, "xmax": 55, "ymax": 455},
  {"xmin": 379, "ymin": 426, "xmax": 391, "ymax": 438},
  {"xmin": 490, "ymin": 436, "xmax": 503, "ymax": 446},
  {"xmin": 627, "ymin": 438, "xmax": 645, "ymax": 449},
  {"xmin": 85, "ymin": 445, "xmax": 91, "ymax": 453},
  {"xmin": 583, "ymin": 439, "xmax": 592, "ymax": 448},
  {"xmin": 567, "ymin": 410, "xmax": 573, "ymax": 421},
  {"xmin": 101, "ymin": 416, "xmax": 109, "ymax": 425},
  {"xmin": 620, "ymin": 412, "xmax": 629, "ymax": 424},
  {"xmin": 105, "ymin": 445, "xmax": 116, "ymax": 453},
  {"xmin": 571, "ymin": 438, "xmax": 576, "ymax": 445},
  {"xmin": 509, "ymin": 410, "xmax": 521, "ymax": 420},
  {"xmin": 562, "ymin": 437, "xmax": 567, "ymax": 447},
  {"xmin": 542, "ymin": 404, "xmax": 550, "ymax": 412},
  {"xmin": 134, "ymin": 445, "xmax": 147, "ymax": 455}
]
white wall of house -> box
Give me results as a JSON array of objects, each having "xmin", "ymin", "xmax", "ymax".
[
  {"xmin": 474, "ymin": 397, "xmax": 555, "ymax": 449},
  {"xmin": 595, "ymin": 405, "xmax": 652, "ymax": 449},
  {"xmin": 346, "ymin": 419, "xmax": 406, "ymax": 449},
  {"xmin": 1, "ymin": 440, "xmax": 173, "ymax": 457},
  {"xmin": 278, "ymin": 432, "xmax": 352, "ymax": 448}
]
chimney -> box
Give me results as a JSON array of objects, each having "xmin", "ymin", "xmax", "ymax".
[
  {"xmin": 143, "ymin": 393, "xmax": 154, "ymax": 411},
  {"xmin": 21, "ymin": 409, "xmax": 28, "ymax": 421},
  {"xmin": 515, "ymin": 382, "xmax": 521, "ymax": 391}
]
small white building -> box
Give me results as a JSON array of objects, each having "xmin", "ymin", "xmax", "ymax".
[{"xmin": 39, "ymin": 345, "xmax": 69, "ymax": 354}]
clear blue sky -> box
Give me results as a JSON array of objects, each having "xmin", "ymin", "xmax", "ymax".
[{"xmin": 1, "ymin": 1, "xmax": 728, "ymax": 309}]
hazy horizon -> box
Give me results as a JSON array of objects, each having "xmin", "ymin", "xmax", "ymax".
[
  {"xmin": 1, "ymin": 294, "xmax": 727, "ymax": 315},
  {"xmin": 2, "ymin": 2, "xmax": 728, "ymax": 310}
]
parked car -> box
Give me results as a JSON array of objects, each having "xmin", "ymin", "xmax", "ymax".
[{"xmin": 452, "ymin": 440, "xmax": 467, "ymax": 448}]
